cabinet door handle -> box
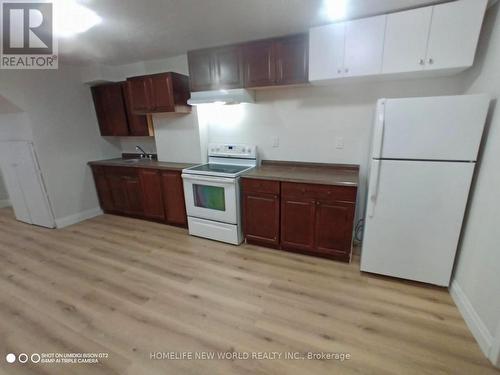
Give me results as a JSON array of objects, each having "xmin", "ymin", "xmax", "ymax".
[
  {"xmin": 337, "ymin": 69, "xmax": 342, "ymax": 74},
  {"xmin": 419, "ymin": 58, "xmax": 425, "ymax": 65},
  {"xmin": 344, "ymin": 68, "xmax": 349, "ymax": 73},
  {"xmin": 428, "ymin": 58, "xmax": 434, "ymax": 64},
  {"xmin": 316, "ymin": 201, "xmax": 320, "ymax": 206}
]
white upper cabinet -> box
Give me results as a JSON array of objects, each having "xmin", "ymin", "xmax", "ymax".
[
  {"xmin": 344, "ymin": 15, "xmax": 386, "ymax": 77},
  {"xmin": 309, "ymin": 23, "xmax": 345, "ymax": 81},
  {"xmin": 310, "ymin": 0, "xmax": 488, "ymax": 83},
  {"xmin": 382, "ymin": 7, "xmax": 432, "ymax": 74},
  {"xmin": 425, "ymin": 0, "xmax": 488, "ymax": 71}
]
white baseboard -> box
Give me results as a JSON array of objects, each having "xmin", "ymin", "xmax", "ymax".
[
  {"xmin": 450, "ymin": 281, "xmax": 494, "ymax": 361},
  {"xmin": 55, "ymin": 207, "xmax": 103, "ymax": 229},
  {"xmin": 0, "ymin": 199, "xmax": 11, "ymax": 208}
]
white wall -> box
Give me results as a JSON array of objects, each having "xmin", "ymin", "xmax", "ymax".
[
  {"xmin": 202, "ymin": 77, "xmax": 465, "ymax": 219},
  {"xmin": 450, "ymin": 3, "xmax": 500, "ymax": 367},
  {"xmin": 0, "ymin": 65, "xmax": 121, "ymax": 225}
]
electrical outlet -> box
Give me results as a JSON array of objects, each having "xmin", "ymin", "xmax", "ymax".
[
  {"xmin": 272, "ymin": 136, "xmax": 280, "ymax": 148},
  {"xmin": 335, "ymin": 137, "xmax": 344, "ymax": 149}
]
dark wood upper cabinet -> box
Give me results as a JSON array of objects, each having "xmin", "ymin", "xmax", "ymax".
[
  {"xmin": 187, "ymin": 33, "xmax": 308, "ymax": 91},
  {"xmin": 188, "ymin": 49, "xmax": 215, "ymax": 91},
  {"xmin": 160, "ymin": 171, "xmax": 187, "ymax": 227},
  {"xmin": 139, "ymin": 169, "xmax": 165, "ymax": 221},
  {"xmin": 91, "ymin": 83, "xmax": 129, "ymax": 136},
  {"xmin": 121, "ymin": 83, "xmax": 153, "ymax": 136},
  {"xmin": 275, "ymin": 34, "xmax": 309, "ymax": 85},
  {"xmin": 213, "ymin": 46, "xmax": 244, "ymax": 89},
  {"xmin": 243, "ymin": 40, "xmax": 276, "ymax": 88},
  {"xmin": 126, "ymin": 72, "xmax": 191, "ymax": 114},
  {"xmin": 188, "ymin": 45, "xmax": 243, "ymax": 92}
]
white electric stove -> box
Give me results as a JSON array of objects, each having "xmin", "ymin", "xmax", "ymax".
[{"xmin": 182, "ymin": 143, "xmax": 257, "ymax": 244}]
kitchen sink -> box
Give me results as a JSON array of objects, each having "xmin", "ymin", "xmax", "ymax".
[{"xmin": 122, "ymin": 159, "xmax": 143, "ymax": 164}]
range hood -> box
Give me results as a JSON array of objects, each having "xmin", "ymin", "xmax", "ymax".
[{"xmin": 187, "ymin": 89, "xmax": 255, "ymax": 105}]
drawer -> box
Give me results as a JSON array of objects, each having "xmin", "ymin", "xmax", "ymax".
[
  {"xmin": 242, "ymin": 178, "xmax": 280, "ymax": 195},
  {"xmin": 282, "ymin": 182, "xmax": 356, "ymax": 202},
  {"xmin": 105, "ymin": 166, "xmax": 139, "ymax": 178}
]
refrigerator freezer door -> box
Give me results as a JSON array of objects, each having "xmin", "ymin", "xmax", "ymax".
[
  {"xmin": 377, "ymin": 94, "xmax": 489, "ymax": 161},
  {"xmin": 361, "ymin": 159, "xmax": 474, "ymax": 286}
]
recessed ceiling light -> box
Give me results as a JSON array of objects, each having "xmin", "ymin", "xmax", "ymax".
[
  {"xmin": 324, "ymin": 0, "xmax": 348, "ymax": 21},
  {"xmin": 54, "ymin": 0, "xmax": 101, "ymax": 38}
]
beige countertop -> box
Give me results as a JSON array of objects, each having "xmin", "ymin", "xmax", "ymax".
[
  {"xmin": 88, "ymin": 158, "xmax": 195, "ymax": 171},
  {"xmin": 243, "ymin": 160, "xmax": 359, "ymax": 187}
]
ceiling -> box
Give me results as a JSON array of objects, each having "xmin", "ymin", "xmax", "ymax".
[{"xmin": 62, "ymin": 0, "xmax": 450, "ymax": 65}]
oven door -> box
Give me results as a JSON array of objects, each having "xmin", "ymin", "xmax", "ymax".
[{"xmin": 182, "ymin": 174, "xmax": 238, "ymax": 224}]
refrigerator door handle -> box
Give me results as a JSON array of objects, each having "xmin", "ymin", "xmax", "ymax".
[
  {"xmin": 367, "ymin": 160, "xmax": 381, "ymax": 218},
  {"xmin": 371, "ymin": 100, "xmax": 386, "ymax": 158}
]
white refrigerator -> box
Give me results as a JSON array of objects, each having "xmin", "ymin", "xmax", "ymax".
[{"xmin": 360, "ymin": 94, "xmax": 489, "ymax": 286}]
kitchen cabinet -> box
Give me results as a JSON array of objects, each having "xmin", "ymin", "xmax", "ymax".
[
  {"xmin": 243, "ymin": 40, "xmax": 276, "ymax": 88},
  {"xmin": 126, "ymin": 72, "xmax": 191, "ymax": 114},
  {"xmin": 91, "ymin": 83, "xmax": 130, "ymax": 136},
  {"xmin": 281, "ymin": 197, "xmax": 316, "ymax": 252},
  {"xmin": 160, "ymin": 171, "xmax": 187, "ymax": 227},
  {"xmin": 343, "ymin": 15, "xmax": 386, "ymax": 77},
  {"xmin": 242, "ymin": 178, "xmax": 280, "ymax": 248},
  {"xmin": 90, "ymin": 165, "xmax": 187, "ymax": 227},
  {"xmin": 121, "ymin": 83, "xmax": 153, "ymax": 136},
  {"xmin": 241, "ymin": 177, "xmax": 357, "ymax": 262},
  {"xmin": 243, "ymin": 34, "xmax": 308, "ymax": 87},
  {"xmin": 105, "ymin": 168, "xmax": 143, "ymax": 216},
  {"xmin": 315, "ymin": 200, "xmax": 355, "ymax": 258},
  {"xmin": 382, "ymin": 7, "xmax": 432, "ymax": 74},
  {"xmin": 188, "ymin": 45, "xmax": 243, "ymax": 92},
  {"xmin": 275, "ymin": 34, "xmax": 308, "ymax": 85},
  {"xmin": 91, "ymin": 82, "xmax": 152, "ymax": 137},
  {"xmin": 309, "ymin": 23, "xmax": 345, "ymax": 81},
  {"xmin": 188, "ymin": 34, "xmax": 308, "ymax": 90},
  {"xmin": 425, "ymin": 0, "xmax": 487, "ymax": 71},
  {"xmin": 310, "ymin": 0, "xmax": 487, "ymax": 82},
  {"xmin": 91, "ymin": 166, "xmax": 114, "ymax": 212},
  {"xmin": 140, "ymin": 169, "xmax": 165, "ymax": 220},
  {"xmin": 309, "ymin": 16, "xmax": 385, "ymax": 80}
]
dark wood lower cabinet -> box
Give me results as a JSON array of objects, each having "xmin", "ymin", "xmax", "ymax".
[
  {"xmin": 314, "ymin": 200, "xmax": 355, "ymax": 261},
  {"xmin": 139, "ymin": 169, "xmax": 165, "ymax": 220},
  {"xmin": 242, "ymin": 177, "xmax": 357, "ymax": 262},
  {"xmin": 280, "ymin": 198, "xmax": 316, "ymax": 252},
  {"xmin": 91, "ymin": 165, "xmax": 187, "ymax": 227},
  {"xmin": 243, "ymin": 192, "xmax": 280, "ymax": 248},
  {"xmin": 161, "ymin": 171, "xmax": 187, "ymax": 227}
]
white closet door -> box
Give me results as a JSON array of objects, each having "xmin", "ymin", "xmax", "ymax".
[
  {"xmin": 309, "ymin": 22, "xmax": 345, "ymax": 81},
  {"xmin": 425, "ymin": 0, "xmax": 487, "ymax": 70},
  {"xmin": 382, "ymin": 7, "xmax": 432, "ymax": 74},
  {"xmin": 0, "ymin": 141, "xmax": 55, "ymax": 228},
  {"xmin": 344, "ymin": 15, "xmax": 386, "ymax": 77}
]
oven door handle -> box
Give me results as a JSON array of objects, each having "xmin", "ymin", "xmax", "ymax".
[{"xmin": 181, "ymin": 174, "xmax": 236, "ymax": 184}]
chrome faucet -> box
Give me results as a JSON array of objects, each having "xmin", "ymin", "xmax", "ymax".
[{"xmin": 136, "ymin": 145, "xmax": 148, "ymax": 159}]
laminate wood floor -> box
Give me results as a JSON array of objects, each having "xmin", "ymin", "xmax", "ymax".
[{"xmin": 0, "ymin": 208, "xmax": 497, "ymax": 375}]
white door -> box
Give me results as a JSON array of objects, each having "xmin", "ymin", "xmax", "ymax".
[
  {"xmin": 425, "ymin": 0, "xmax": 487, "ymax": 71},
  {"xmin": 182, "ymin": 174, "xmax": 238, "ymax": 224},
  {"xmin": 309, "ymin": 22, "xmax": 345, "ymax": 81},
  {"xmin": 0, "ymin": 141, "xmax": 55, "ymax": 228},
  {"xmin": 344, "ymin": 15, "xmax": 386, "ymax": 77},
  {"xmin": 375, "ymin": 94, "xmax": 489, "ymax": 161},
  {"xmin": 361, "ymin": 159, "xmax": 475, "ymax": 286},
  {"xmin": 382, "ymin": 7, "xmax": 432, "ymax": 74}
]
